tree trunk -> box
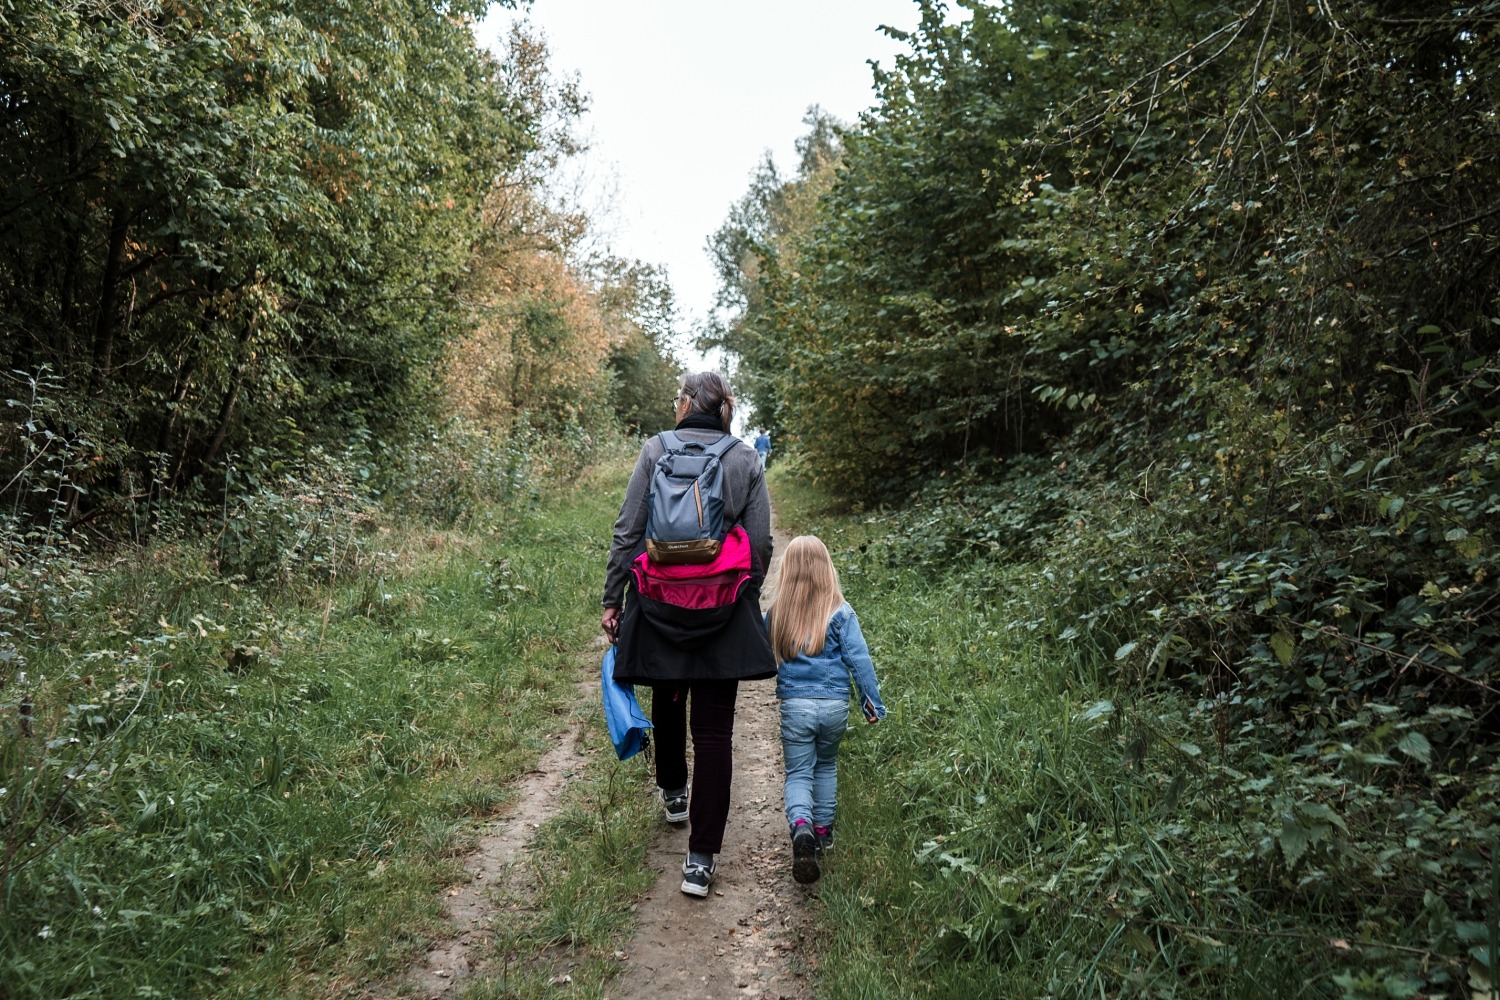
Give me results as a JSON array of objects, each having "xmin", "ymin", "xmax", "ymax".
[
  {"xmin": 196, "ymin": 322, "xmax": 254, "ymax": 479},
  {"xmin": 154, "ymin": 285, "xmax": 221, "ymax": 468},
  {"xmin": 60, "ymin": 229, "xmax": 80, "ymax": 363},
  {"xmin": 59, "ymin": 114, "xmax": 80, "ymax": 363},
  {"xmin": 90, "ymin": 207, "xmax": 130, "ymax": 389},
  {"xmin": 200, "ymin": 376, "xmax": 243, "ymax": 475},
  {"xmin": 155, "ymin": 350, "xmax": 199, "ymax": 457}
]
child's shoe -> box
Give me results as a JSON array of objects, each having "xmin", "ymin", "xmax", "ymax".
[
  {"xmin": 814, "ymin": 824, "xmax": 835, "ymax": 853},
  {"xmin": 791, "ymin": 821, "xmax": 820, "ymax": 884}
]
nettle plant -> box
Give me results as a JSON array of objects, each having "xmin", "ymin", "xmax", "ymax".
[{"xmin": 211, "ymin": 446, "xmax": 379, "ymax": 592}]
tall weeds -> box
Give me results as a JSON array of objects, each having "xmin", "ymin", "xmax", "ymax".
[{"xmin": 0, "ymin": 396, "xmax": 613, "ymax": 998}]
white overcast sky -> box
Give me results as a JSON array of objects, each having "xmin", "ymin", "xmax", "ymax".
[{"xmin": 473, "ymin": 0, "xmax": 933, "ymax": 365}]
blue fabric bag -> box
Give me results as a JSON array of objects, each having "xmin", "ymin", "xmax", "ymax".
[{"xmin": 601, "ymin": 644, "xmax": 652, "ymax": 760}]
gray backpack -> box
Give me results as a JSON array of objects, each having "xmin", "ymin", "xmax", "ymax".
[{"xmin": 644, "ymin": 431, "xmax": 738, "ymax": 564}]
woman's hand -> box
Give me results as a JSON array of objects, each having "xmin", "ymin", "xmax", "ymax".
[{"xmin": 601, "ymin": 606, "xmax": 621, "ymax": 645}]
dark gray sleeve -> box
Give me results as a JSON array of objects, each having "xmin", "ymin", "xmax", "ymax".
[
  {"xmin": 740, "ymin": 460, "xmax": 773, "ymax": 575},
  {"xmin": 602, "ymin": 444, "xmax": 656, "ymax": 607}
]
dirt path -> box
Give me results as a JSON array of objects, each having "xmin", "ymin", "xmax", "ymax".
[
  {"xmin": 376, "ymin": 529, "xmax": 813, "ymax": 1000},
  {"xmin": 604, "ymin": 676, "xmax": 814, "ymax": 1000},
  {"xmin": 371, "ymin": 684, "xmax": 595, "ymax": 999},
  {"xmin": 605, "ymin": 523, "xmax": 812, "ymax": 1000}
]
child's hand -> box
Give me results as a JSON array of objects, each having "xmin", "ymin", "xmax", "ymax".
[{"xmin": 862, "ymin": 697, "xmax": 880, "ymax": 724}]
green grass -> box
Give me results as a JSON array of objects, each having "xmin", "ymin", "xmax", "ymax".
[
  {"xmin": 448, "ymin": 465, "xmax": 664, "ymax": 1000},
  {"xmin": 14, "ymin": 456, "xmax": 1475, "ymax": 1000},
  {"xmin": 0, "ymin": 461, "xmax": 639, "ymax": 999},
  {"xmin": 461, "ymin": 716, "xmax": 660, "ymax": 1000},
  {"xmin": 767, "ymin": 468, "xmax": 1483, "ymax": 999}
]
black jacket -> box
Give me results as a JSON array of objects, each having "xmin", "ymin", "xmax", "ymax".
[
  {"xmin": 604, "ymin": 416, "xmax": 776, "ymax": 685},
  {"xmin": 613, "ymin": 568, "xmax": 776, "ymax": 685}
]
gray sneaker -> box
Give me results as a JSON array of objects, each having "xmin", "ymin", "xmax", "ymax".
[
  {"xmin": 680, "ymin": 856, "xmax": 716, "ymax": 897},
  {"xmin": 660, "ymin": 787, "xmax": 688, "ymax": 824}
]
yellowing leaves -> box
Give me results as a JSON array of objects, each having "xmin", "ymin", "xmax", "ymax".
[{"xmin": 446, "ymin": 191, "xmax": 613, "ymax": 431}]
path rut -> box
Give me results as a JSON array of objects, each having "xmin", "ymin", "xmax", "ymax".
[
  {"xmin": 605, "ymin": 677, "xmax": 814, "ymax": 1000},
  {"xmin": 375, "ymin": 686, "xmax": 594, "ymax": 998}
]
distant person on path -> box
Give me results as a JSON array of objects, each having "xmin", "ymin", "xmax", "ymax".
[
  {"xmin": 765, "ymin": 535, "xmax": 886, "ymax": 885},
  {"xmin": 753, "ymin": 427, "xmax": 771, "ymax": 469},
  {"xmin": 601, "ymin": 372, "xmax": 776, "ymax": 898}
]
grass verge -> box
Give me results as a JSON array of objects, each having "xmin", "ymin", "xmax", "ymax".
[
  {"xmin": 0, "ymin": 459, "xmax": 648, "ymax": 999},
  {"xmin": 456, "ymin": 457, "xmax": 661, "ymax": 1000}
]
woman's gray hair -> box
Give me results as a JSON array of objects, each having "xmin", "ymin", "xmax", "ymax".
[{"xmin": 680, "ymin": 372, "xmax": 735, "ymax": 432}]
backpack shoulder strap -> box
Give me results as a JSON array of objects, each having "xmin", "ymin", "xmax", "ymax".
[
  {"xmin": 658, "ymin": 430, "xmax": 735, "ymax": 458},
  {"xmin": 701, "ymin": 433, "xmax": 738, "ymax": 459}
]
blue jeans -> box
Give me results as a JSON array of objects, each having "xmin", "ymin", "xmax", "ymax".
[{"xmin": 780, "ymin": 698, "xmax": 848, "ymax": 828}]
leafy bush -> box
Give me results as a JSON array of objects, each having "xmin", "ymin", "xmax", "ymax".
[
  {"xmin": 371, "ymin": 417, "xmax": 615, "ymax": 531},
  {"xmin": 212, "ymin": 448, "xmax": 378, "ymax": 591},
  {"xmin": 773, "ymin": 473, "xmax": 1500, "ymax": 998}
]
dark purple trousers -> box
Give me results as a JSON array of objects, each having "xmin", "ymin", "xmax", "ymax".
[{"xmin": 651, "ymin": 680, "xmax": 739, "ymax": 855}]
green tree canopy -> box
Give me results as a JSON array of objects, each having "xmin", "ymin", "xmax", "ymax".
[
  {"xmin": 0, "ymin": 0, "xmax": 531, "ymax": 520},
  {"xmin": 713, "ymin": 0, "xmax": 1500, "ymax": 768}
]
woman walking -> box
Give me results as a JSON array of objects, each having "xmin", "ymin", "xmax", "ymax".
[{"xmin": 601, "ymin": 372, "xmax": 776, "ymax": 897}]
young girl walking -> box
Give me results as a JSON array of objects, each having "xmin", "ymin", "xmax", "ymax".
[{"xmin": 766, "ymin": 535, "xmax": 887, "ymax": 885}]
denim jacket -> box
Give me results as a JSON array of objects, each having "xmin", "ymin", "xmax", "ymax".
[{"xmin": 774, "ymin": 602, "xmax": 888, "ymax": 721}]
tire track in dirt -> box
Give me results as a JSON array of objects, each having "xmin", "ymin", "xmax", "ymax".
[
  {"xmin": 368, "ymin": 682, "xmax": 595, "ymax": 999},
  {"xmin": 605, "ymin": 525, "xmax": 814, "ymax": 1000}
]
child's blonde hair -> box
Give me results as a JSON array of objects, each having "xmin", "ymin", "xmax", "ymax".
[{"xmin": 767, "ymin": 535, "xmax": 845, "ymax": 664}]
